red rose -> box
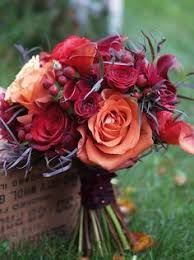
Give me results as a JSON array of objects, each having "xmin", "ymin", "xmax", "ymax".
[
  {"xmin": 0, "ymin": 89, "xmax": 19, "ymax": 141},
  {"xmin": 51, "ymin": 35, "xmax": 97, "ymax": 75},
  {"xmin": 105, "ymin": 64, "xmax": 139, "ymax": 92},
  {"xmin": 31, "ymin": 104, "xmax": 78, "ymax": 152},
  {"xmin": 74, "ymin": 91, "xmax": 101, "ymax": 122}
]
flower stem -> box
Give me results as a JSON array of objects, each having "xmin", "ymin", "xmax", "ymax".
[
  {"xmin": 106, "ymin": 205, "xmax": 130, "ymax": 251},
  {"xmin": 78, "ymin": 207, "xmax": 84, "ymax": 255},
  {"xmin": 90, "ymin": 210, "xmax": 104, "ymax": 256},
  {"xmin": 99, "ymin": 209, "xmax": 112, "ymax": 254}
]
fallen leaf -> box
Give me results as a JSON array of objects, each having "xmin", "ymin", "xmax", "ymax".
[
  {"xmin": 174, "ymin": 175, "xmax": 187, "ymax": 186},
  {"xmin": 128, "ymin": 231, "xmax": 155, "ymax": 253},
  {"xmin": 117, "ymin": 198, "xmax": 136, "ymax": 215},
  {"xmin": 158, "ymin": 166, "xmax": 167, "ymax": 175}
]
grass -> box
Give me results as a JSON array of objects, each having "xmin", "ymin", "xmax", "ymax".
[{"xmin": 0, "ymin": 0, "xmax": 194, "ymax": 259}]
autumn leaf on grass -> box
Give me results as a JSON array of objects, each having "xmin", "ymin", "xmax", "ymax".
[
  {"xmin": 117, "ymin": 198, "xmax": 137, "ymax": 216},
  {"xmin": 174, "ymin": 174, "xmax": 187, "ymax": 186},
  {"xmin": 128, "ymin": 231, "xmax": 155, "ymax": 253}
]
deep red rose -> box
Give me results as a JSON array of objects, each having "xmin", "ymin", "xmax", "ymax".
[
  {"xmin": 97, "ymin": 35, "xmax": 126, "ymax": 60},
  {"xmin": 63, "ymin": 80, "xmax": 90, "ymax": 102},
  {"xmin": 31, "ymin": 104, "xmax": 78, "ymax": 152},
  {"xmin": 74, "ymin": 91, "xmax": 101, "ymax": 122},
  {"xmin": 157, "ymin": 111, "xmax": 194, "ymax": 154},
  {"xmin": 0, "ymin": 90, "xmax": 19, "ymax": 141},
  {"xmin": 51, "ymin": 35, "xmax": 97, "ymax": 75},
  {"xmin": 105, "ymin": 64, "xmax": 139, "ymax": 92}
]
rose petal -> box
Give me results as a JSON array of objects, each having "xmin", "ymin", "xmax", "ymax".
[{"xmin": 157, "ymin": 54, "xmax": 180, "ymax": 79}]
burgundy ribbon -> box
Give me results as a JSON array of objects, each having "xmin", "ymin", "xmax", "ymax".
[{"xmin": 79, "ymin": 164, "xmax": 116, "ymax": 209}]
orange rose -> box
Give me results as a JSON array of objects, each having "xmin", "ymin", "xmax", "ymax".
[
  {"xmin": 5, "ymin": 55, "xmax": 52, "ymax": 113},
  {"xmin": 77, "ymin": 89, "xmax": 153, "ymax": 171}
]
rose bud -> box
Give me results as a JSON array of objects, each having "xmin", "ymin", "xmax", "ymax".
[
  {"xmin": 63, "ymin": 66, "xmax": 76, "ymax": 79},
  {"xmin": 18, "ymin": 129, "xmax": 25, "ymax": 141},
  {"xmin": 43, "ymin": 78, "xmax": 54, "ymax": 89},
  {"xmin": 58, "ymin": 75, "xmax": 67, "ymax": 85},
  {"xmin": 136, "ymin": 74, "xmax": 147, "ymax": 87},
  {"xmin": 49, "ymin": 85, "xmax": 59, "ymax": 96}
]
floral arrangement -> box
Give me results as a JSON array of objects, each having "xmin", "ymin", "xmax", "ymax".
[{"xmin": 0, "ymin": 34, "xmax": 194, "ymax": 257}]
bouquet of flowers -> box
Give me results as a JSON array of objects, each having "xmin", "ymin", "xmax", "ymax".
[{"xmin": 0, "ymin": 34, "xmax": 194, "ymax": 258}]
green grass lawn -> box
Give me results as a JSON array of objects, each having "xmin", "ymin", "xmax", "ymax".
[{"xmin": 0, "ymin": 0, "xmax": 194, "ymax": 259}]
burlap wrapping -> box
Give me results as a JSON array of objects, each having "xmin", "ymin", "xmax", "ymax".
[{"xmin": 0, "ymin": 164, "xmax": 80, "ymax": 245}]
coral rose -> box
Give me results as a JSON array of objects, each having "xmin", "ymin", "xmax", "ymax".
[
  {"xmin": 77, "ymin": 89, "xmax": 153, "ymax": 171},
  {"xmin": 5, "ymin": 56, "xmax": 52, "ymax": 113}
]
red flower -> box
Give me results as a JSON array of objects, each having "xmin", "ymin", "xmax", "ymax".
[
  {"xmin": 105, "ymin": 64, "xmax": 139, "ymax": 92},
  {"xmin": 0, "ymin": 89, "xmax": 18, "ymax": 141},
  {"xmin": 145, "ymin": 64, "xmax": 163, "ymax": 86},
  {"xmin": 31, "ymin": 104, "xmax": 78, "ymax": 152},
  {"xmin": 157, "ymin": 111, "xmax": 194, "ymax": 154},
  {"xmin": 63, "ymin": 80, "xmax": 90, "ymax": 101},
  {"xmin": 74, "ymin": 91, "xmax": 101, "ymax": 122},
  {"xmin": 97, "ymin": 35, "xmax": 126, "ymax": 60},
  {"xmin": 157, "ymin": 54, "xmax": 179, "ymax": 79},
  {"xmin": 51, "ymin": 35, "xmax": 97, "ymax": 75},
  {"xmin": 158, "ymin": 82, "xmax": 177, "ymax": 110}
]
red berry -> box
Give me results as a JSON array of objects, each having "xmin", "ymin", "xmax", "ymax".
[
  {"xmin": 58, "ymin": 75, "xmax": 67, "ymax": 85},
  {"xmin": 49, "ymin": 85, "xmax": 59, "ymax": 96},
  {"xmin": 25, "ymin": 133, "xmax": 32, "ymax": 142},
  {"xmin": 18, "ymin": 129, "xmax": 25, "ymax": 141},
  {"xmin": 63, "ymin": 66, "xmax": 76, "ymax": 79},
  {"xmin": 24, "ymin": 123, "xmax": 31, "ymax": 132},
  {"xmin": 136, "ymin": 74, "xmax": 147, "ymax": 87},
  {"xmin": 55, "ymin": 70, "xmax": 63, "ymax": 78},
  {"xmin": 43, "ymin": 78, "xmax": 54, "ymax": 89}
]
